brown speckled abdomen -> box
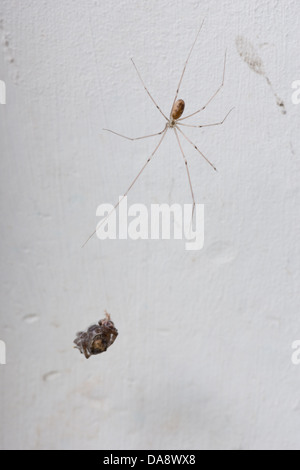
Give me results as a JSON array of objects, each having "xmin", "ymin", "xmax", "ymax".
[{"xmin": 171, "ymin": 99, "xmax": 185, "ymax": 120}]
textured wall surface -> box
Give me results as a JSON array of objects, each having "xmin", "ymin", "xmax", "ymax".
[{"xmin": 0, "ymin": 0, "xmax": 300, "ymax": 450}]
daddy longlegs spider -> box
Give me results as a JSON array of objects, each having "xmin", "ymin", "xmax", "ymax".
[{"xmin": 82, "ymin": 21, "xmax": 233, "ymax": 247}]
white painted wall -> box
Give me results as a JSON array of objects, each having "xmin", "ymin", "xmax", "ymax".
[{"xmin": 0, "ymin": 0, "xmax": 300, "ymax": 450}]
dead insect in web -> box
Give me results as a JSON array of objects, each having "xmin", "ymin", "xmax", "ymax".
[
  {"xmin": 83, "ymin": 20, "xmax": 234, "ymax": 247},
  {"xmin": 73, "ymin": 312, "xmax": 118, "ymax": 359}
]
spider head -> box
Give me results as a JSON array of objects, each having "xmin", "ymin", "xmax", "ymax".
[{"xmin": 171, "ymin": 99, "xmax": 185, "ymax": 120}]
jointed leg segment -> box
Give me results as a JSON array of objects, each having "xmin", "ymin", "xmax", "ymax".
[
  {"xmin": 178, "ymin": 51, "xmax": 227, "ymax": 122},
  {"xmin": 170, "ymin": 19, "xmax": 205, "ymax": 118},
  {"xmin": 82, "ymin": 128, "xmax": 168, "ymax": 247},
  {"xmin": 131, "ymin": 58, "xmax": 169, "ymax": 121},
  {"xmin": 176, "ymin": 125, "xmax": 217, "ymax": 172},
  {"xmin": 177, "ymin": 107, "xmax": 234, "ymax": 129},
  {"xmin": 82, "ymin": 22, "xmax": 232, "ymax": 246},
  {"xmin": 103, "ymin": 127, "xmax": 167, "ymax": 141}
]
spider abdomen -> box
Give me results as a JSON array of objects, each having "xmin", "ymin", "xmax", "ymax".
[
  {"xmin": 74, "ymin": 312, "xmax": 118, "ymax": 359},
  {"xmin": 171, "ymin": 99, "xmax": 185, "ymax": 120}
]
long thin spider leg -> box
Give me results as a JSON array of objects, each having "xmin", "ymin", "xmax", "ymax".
[
  {"xmin": 178, "ymin": 50, "xmax": 227, "ymax": 121},
  {"xmin": 176, "ymin": 125, "xmax": 217, "ymax": 172},
  {"xmin": 170, "ymin": 19, "xmax": 205, "ymax": 118},
  {"xmin": 177, "ymin": 107, "xmax": 234, "ymax": 128},
  {"xmin": 131, "ymin": 58, "xmax": 169, "ymax": 121},
  {"xmin": 108, "ymin": 331, "xmax": 118, "ymax": 348},
  {"xmin": 103, "ymin": 126, "xmax": 167, "ymax": 141},
  {"xmin": 173, "ymin": 127, "xmax": 196, "ymax": 219},
  {"xmin": 82, "ymin": 129, "xmax": 168, "ymax": 247}
]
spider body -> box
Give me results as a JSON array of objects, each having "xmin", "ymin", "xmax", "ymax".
[
  {"xmin": 74, "ymin": 312, "xmax": 118, "ymax": 359},
  {"xmin": 83, "ymin": 21, "xmax": 233, "ymax": 247}
]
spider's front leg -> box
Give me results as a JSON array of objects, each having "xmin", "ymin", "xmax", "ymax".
[{"xmin": 82, "ymin": 345, "xmax": 91, "ymax": 359}]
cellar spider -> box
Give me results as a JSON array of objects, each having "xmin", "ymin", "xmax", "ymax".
[{"xmin": 83, "ymin": 21, "xmax": 233, "ymax": 247}]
